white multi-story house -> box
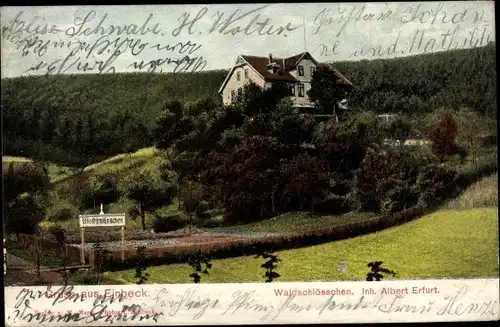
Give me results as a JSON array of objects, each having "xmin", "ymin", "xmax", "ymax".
[{"xmin": 218, "ymin": 52, "xmax": 353, "ymax": 109}]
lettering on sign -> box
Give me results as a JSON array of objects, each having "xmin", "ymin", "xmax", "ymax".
[{"xmin": 79, "ymin": 214, "xmax": 126, "ymax": 227}]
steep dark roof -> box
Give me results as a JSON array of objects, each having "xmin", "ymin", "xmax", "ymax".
[
  {"xmin": 284, "ymin": 52, "xmax": 310, "ymax": 70},
  {"xmin": 241, "ymin": 55, "xmax": 297, "ymax": 82},
  {"xmin": 218, "ymin": 52, "xmax": 353, "ymax": 93},
  {"xmin": 317, "ymin": 63, "xmax": 353, "ymax": 87}
]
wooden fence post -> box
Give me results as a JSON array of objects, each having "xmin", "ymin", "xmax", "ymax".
[
  {"xmin": 121, "ymin": 226, "xmax": 125, "ymax": 262},
  {"xmin": 80, "ymin": 227, "xmax": 85, "ymax": 264}
]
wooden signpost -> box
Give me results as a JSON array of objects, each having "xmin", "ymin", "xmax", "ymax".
[{"xmin": 79, "ymin": 204, "xmax": 126, "ymax": 264}]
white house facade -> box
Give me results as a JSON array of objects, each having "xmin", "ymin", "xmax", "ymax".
[{"xmin": 218, "ymin": 52, "xmax": 352, "ymax": 109}]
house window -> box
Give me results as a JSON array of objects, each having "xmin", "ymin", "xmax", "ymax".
[
  {"xmin": 310, "ymin": 66, "xmax": 316, "ymax": 77},
  {"xmin": 298, "ymin": 65, "xmax": 304, "ymax": 76},
  {"xmin": 231, "ymin": 90, "xmax": 236, "ymax": 101},
  {"xmin": 244, "ymin": 69, "xmax": 248, "ymax": 79},
  {"xmin": 237, "ymin": 71, "xmax": 241, "ymax": 81},
  {"xmin": 289, "ymin": 84, "xmax": 295, "ymax": 96},
  {"xmin": 298, "ymin": 83, "xmax": 305, "ymax": 97}
]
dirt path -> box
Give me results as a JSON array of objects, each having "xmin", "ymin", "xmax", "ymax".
[{"xmin": 5, "ymin": 253, "xmax": 65, "ymax": 286}]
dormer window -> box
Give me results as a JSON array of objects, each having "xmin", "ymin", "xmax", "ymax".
[
  {"xmin": 237, "ymin": 71, "xmax": 241, "ymax": 81},
  {"xmin": 244, "ymin": 69, "xmax": 248, "ymax": 78},
  {"xmin": 267, "ymin": 62, "xmax": 279, "ymax": 74},
  {"xmin": 298, "ymin": 65, "xmax": 304, "ymax": 76}
]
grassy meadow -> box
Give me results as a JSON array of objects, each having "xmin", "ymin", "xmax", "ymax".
[
  {"xmin": 211, "ymin": 211, "xmax": 377, "ymax": 234},
  {"xmin": 107, "ymin": 206, "xmax": 499, "ymax": 284},
  {"xmin": 40, "ymin": 147, "xmax": 181, "ymax": 232},
  {"xmin": 446, "ymin": 173, "xmax": 498, "ymax": 210}
]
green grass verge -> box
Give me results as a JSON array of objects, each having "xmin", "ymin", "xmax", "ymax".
[
  {"xmin": 82, "ymin": 147, "xmax": 158, "ymax": 173},
  {"xmin": 212, "ymin": 211, "xmax": 376, "ymax": 234},
  {"xmin": 446, "ymin": 173, "xmax": 497, "ymax": 210},
  {"xmin": 108, "ymin": 207, "xmax": 499, "ymax": 283},
  {"xmin": 3, "ymin": 156, "xmax": 75, "ymax": 183},
  {"xmin": 41, "ymin": 147, "xmax": 174, "ymax": 231}
]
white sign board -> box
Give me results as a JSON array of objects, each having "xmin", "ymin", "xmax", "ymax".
[{"xmin": 79, "ymin": 214, "xmax": 126, "ymax": 227}]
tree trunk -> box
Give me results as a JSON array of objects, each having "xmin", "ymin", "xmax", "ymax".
[
  {"xmin": 35, "ymin": 231, "xmax": 41, "ymax": 282},
  {"xmin": 63, "ymin": 245, "xmax": 68, "ymax": 284},
  {"xmin": 140, "ymin": 201, "xmax": 146, "ymax": 231}
]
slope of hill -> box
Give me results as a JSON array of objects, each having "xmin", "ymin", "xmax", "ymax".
[
  {"xmin": 2, "ymin": 70, "xmax": 228, "ymax": 166},
  {"xmin": 45, "ymin": 147, "xmax": 177, "ymax": 231},
  {"xmin": 333, "ymin": 43, "xmax": 496, "ymax": 117}
]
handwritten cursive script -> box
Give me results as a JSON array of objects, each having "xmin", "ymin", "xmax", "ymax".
[
  {"xmin": 9, "ymin": 285, "xmax": 163, "ymax": 324},
  {"xmin": 153, "ymin": 287, "xmax": 219, "ymax": 320}
]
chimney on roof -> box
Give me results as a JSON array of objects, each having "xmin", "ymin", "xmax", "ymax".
[{"xmin": 269, "ymin": 53, "xmax": 273, "ymax": 64}]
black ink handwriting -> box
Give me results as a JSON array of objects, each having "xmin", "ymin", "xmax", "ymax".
[
  {"xmin": 3, "ymin": 11, "xmax": 61, "ymax": 37},
  {"xmin": 222, "ymin": 290, "xmax": 274, "ymax": 321},
  {"xmin": 312, "ymin": 5, "xmax": 394, "ymax": 36},
  {"xmin": 130, "ymin": 55, "xmax": 207, "ymax": 74},
  {"xmin": 65, "ymin": 10, "xmax": 162, "ymax": 38},
  {"xmin": 436, "ymin": 285, "xmax": 498, "ymax": 317},
  {"xmin": 400, "ymin": 2, "xmax": 469, "ymax": 25},
  {"xmin": 153, "ymin": 287, "xmax": 219, "ymax": 320},
  {"xmin": 209, "ymin": 5, "xmax": 300, "ymax": 37},
  {"xmin": 172, "ymin": 7, "xmax": 208, "ymax": 37},
  {"xmin": 150, "ymin": 40, "xmax": 202, "ymax": 55},
  {"xmin": 317, "ymin": 41, "xmax": 340, "ymax": 57}
]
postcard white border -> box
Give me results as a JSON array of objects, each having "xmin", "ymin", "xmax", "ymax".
[{"xmin": 4, "ymin": 278, "xmax": 500, "ymax": 325}]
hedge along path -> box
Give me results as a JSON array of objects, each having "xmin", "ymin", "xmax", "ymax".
[{"xmin": 98, "ymin": 206, "xmax": 428, "ymax": 270}]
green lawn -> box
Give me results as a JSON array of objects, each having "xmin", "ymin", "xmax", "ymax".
[
  {"xmin": 108, "ymin": 207, "xmax": 499, "ymax": 284},
  {"xmin": 2, "ymin": 156, "xmax": 74, "ymax": 183},
  {"xmin": 45, "ymin": 147, "xmax": 174, "ymax": 231},
  {"xmin": 212, "ymin": 211, "xmax": 376, "ymax": 234},
  {"xmin": 446, "ymin": 173, "xmax": 498, "ymax": 210},
  {"xmin": 82, "ymin": 147, "xmax": 159, "ymax": 174}
]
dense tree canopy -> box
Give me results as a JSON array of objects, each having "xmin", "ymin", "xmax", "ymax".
[
  {"xmin": 2, "ymin": 45, "xmax": 495, "ymax": 168},
  {"xmin": 4, "ymin": 162, "xmax": 51, "ymax": 235}
]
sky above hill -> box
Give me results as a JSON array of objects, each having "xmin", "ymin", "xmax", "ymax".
[{"xmin": 0, "ymin": 2, "xmax": 495, "ymax": 78}]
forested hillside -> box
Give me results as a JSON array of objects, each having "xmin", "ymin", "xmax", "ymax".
[
  {"xmin": 2, "ymin": 71, "xmax": 228, "ymax": 166},
  {"xmin": 1, "ymin": 44, "xmax": 495, "ymax": 167},
  {"xmin": 334, "ymin": 43, "xmax": 496, "ymax": 117}
]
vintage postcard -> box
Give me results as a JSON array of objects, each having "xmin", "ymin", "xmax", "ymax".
[{"xmin": 2, "ymin": 1, "xmax": 499, "ymax": 325}]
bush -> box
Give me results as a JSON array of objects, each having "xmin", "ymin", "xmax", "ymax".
[
  {"xmin": 312, "ymin": 194, "xmax": 353, "ymax": 215},
  {"xmin": 195, "ymin": 200, "xmax": 211, "ymax": 217},
  {"xmin": 48, "ymin": 204, "xmax": 77, "ymax": 222},
  {"xmin": 415, "ymin": 164, "xmax": 459, "ymax": 208},
  {"xmin": 380, "ymin": 179, "xmax": 418, "ymax": 214},
  {"xmin": 48, "ymin": 224, "xmax": 67, "ymax": 244},
  {"xmin": 152, "ymin": 213, "xmax": 188, "ymax": 233},
  {"xmin": 201, "ymin": 208, "xmax": 226, "ymax": 218},
  {"xmin": 127, "ymin": 205, "xmax": 141, "ymax": 220}
]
